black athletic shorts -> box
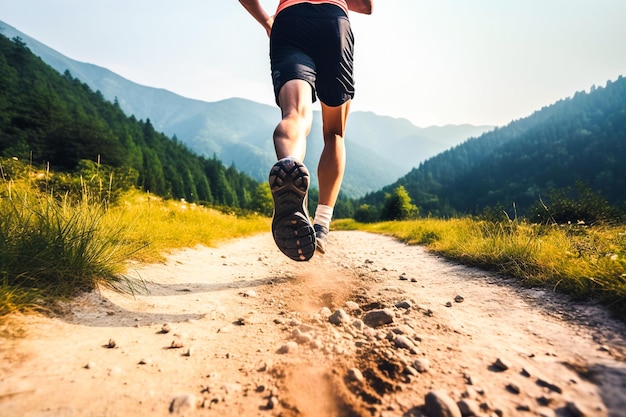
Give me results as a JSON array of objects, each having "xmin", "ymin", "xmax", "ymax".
[{"xmin": 269, "ymin": 3, "xmax": 355, "ymax": 107}]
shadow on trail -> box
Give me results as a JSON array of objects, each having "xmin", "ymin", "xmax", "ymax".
[
  {"xmin": 139, "ymin": 275, "xmax": 293, "ymax": 296},
  {"xmin": 60, "ymin": 275, "xmax": 293, "ymax": 328}
]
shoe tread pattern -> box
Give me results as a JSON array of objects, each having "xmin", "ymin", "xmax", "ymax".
[{"xmin": 269, "ymin": 159, "xmax": 315, "ymax": 261}]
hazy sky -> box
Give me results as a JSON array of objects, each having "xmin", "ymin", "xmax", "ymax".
[{"xmin": 1, "ymin": 0, "xmax": 625, "ymax": 127}]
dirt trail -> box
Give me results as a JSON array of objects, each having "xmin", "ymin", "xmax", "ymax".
[{"xmin": 1, "ymin": 231, "xmax": 626, "ymax": 417}]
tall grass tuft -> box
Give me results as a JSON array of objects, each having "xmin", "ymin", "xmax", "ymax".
[{"xmin": 0, "ymin": 182, "xmax": 143, "ymax": 315}]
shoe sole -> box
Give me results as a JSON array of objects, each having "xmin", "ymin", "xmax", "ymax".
[{"xmin": 269, "ymin": 159, "xmax": 315, "ymax": 261}]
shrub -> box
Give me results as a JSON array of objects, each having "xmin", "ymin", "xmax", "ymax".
[{"xmin": 380, "ymin": 185, "xmax": 419, "ymax": 221}]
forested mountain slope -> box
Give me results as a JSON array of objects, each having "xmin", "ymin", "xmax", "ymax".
[
  {"xmin": 361, "ymin": 76, "xmax": 626, "ymax": 217},
  {"xmin": 0, "ymin": 34, "xmax": 260, "ymax": 209}
]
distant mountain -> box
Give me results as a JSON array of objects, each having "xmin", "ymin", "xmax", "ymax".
[
  {"xmin": 0, "ymin": 20, "xmax": 492, "ymax": 197},
  {"xmin": 360, "ymin": 76, "xmax": 626, "ymax": 218}
]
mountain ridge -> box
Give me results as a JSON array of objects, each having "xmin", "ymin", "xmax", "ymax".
[
  {"xmin": 359, "ymin": 75, "xmax": 626, "ymax": 219},
  {"xmin": 0, "ymin": 19, "xmax": 493, "ymax": 197}
]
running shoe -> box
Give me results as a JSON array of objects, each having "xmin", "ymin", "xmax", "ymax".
[
  {"xmin": 269, "ymin": 158, "xmax": 315, "ymax": 261},
  {"xmin": 314, "ymin": 224, "xmax": 329, "ymax": 254}
]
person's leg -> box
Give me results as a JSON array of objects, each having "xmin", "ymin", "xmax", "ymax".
[
  {"xmin": 313, "ymin": 100, "xmax": 350, "ymax": 254},
  {"xmin": 268, "ymin": 79, "xmax": 317, "ymax": 262},
  {"xmin": 317, "ymin": 100, "xmax": 350, "ymax": 207},
  {"xmin": 273, "ymin": 79, "xmax": 313, "ymax": 160}
]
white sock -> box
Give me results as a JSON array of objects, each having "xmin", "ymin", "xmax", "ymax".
[
  {"xmin": 279, "ymin": 156, "xmax": 300, "ymax": 163},
  {"xmin": 314, "ymin": 204, "xmax": 333, "ymax": 230}
]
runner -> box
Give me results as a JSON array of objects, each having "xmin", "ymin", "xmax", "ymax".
[{"xmin": 239, "ymin": 0, "xmax": 374, "ymax": 261}]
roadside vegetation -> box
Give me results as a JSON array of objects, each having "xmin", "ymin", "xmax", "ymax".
[
  {"xmin": 0, "ymin": 159, "xmax": 269, "ymax": 316},
  {"xmin": 2, "ymin": 157, "xmax": 625, "ymax": 323},
  {"xmin": 335, "ymin": 216, "xmax": 626, "ymax": 320}
]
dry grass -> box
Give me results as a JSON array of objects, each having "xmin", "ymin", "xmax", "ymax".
[
  {"xmin": 334, "ymin": 218, "xmax": 626, "ymax": 319},
  {"xmin": 110, "ymin": 190, "xmax": 269, "ymax": 264}
]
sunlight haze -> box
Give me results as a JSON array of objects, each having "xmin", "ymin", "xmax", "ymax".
[{"xmin": 1, "ymin": 0, "xmax": 625, "ymax": 127}]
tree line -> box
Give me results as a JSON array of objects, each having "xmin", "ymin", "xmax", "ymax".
[{"xmin": 0, "ymin": 34, "xmax": 272, "ymax": 213}]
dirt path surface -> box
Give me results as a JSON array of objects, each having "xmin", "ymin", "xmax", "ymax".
[{"xmin": 2, "ymin": 231, "xmax": 626, "ymax": 417}]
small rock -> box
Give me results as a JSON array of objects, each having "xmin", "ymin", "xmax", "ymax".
[
  {"xmin": 138, "ymin": 358, "xmax": 152, "ymax": 365},
  {"xmin": 392, "ymin": 324, "xmax": 416, "ymax": 336},
  {"xmin": 445, "ymin": 301, "xmax": 453, "ymax": 308},
  {"xmin": 424, "ymin": 390, "xmax": 462, "ymax": 417},
  {"xmin": 454, "ymin": 295, "xmax": 465, "ymax": 303},
  {"xmin": 310, "ymin": 339, "xmax": 323, "ymax": 350},
  {"xmin": 295, "ymin": 332, "xmax": 313, "ymax": 345},
  {"xmin": 345, "ymin": 301, "xmax": 360, "ymax": 311},
  {"xmin": 241, "ymin": 290, "xmax": 257, "ymax": 298},
  {"xmin": 171, "ymin": 339, "xmax": 185, "ymax": 349},
  {"xmin": 536, "ymin": 396, "xmax": 553, "ymax": 406},
  {"xmin": 566, "ymin": 401, "xmax": 589, "ymax": 417},
  {"xmin": 462, "ymin": 386, "xmax": 479, "ymax": 400},
  {"xmin": 169, "ymin": 394, "xmax": 197, "ymax": 414},
  {"xmin": 363, "ymin": 309, "xmax": 394, "ymax": 328},
  {"xmin": 413, "ymin": 358, "xmax": 430, "ymax": 373},
  {"xmin": 319, "ymin": 307, "xmax": 332, "ymax": 318},
  {"xmin": 457, "ymin": 399, "xmax": 481, "ymax": 417},
  {"xmin": 84, "ymin": 361, "xmax": 96, "ymax": 369},
  {"xmin": 183, "ymin": 348, "xmax": 193, "ymax": 357},
  {"xmin": 352, "ymin": 319, "xmax": 365, "ymax": 331},
  {"xmin": 536, "ymin": 377, "xmax": 562, "ymax": 394},
  {"xmin": 161, "ymin": 323, "xmax": 171, "ymax": 334},
  {"xmin": 395, "ymin": 300, "xmax": 413, "ymax": 309},
  {"xmin": 394, "ymin": 335, "xmax": 418, "ymax": 353},
  {"xmin": 405, "ymin": 366, "xmax": 419, "ymax": 377},
  {"xmin": 277, "ymin": 341, "xmax": 298, "ymax": 354},
  {"xmin": 266, "ymin": 396, "xmax": 279, "ymax": 410},
  {"xmin": 105, "ymin": 339, "xmax": 116, "ymax": 349},
  {"xmin": 493, "ymin": 358, "xmax": 510, "ymax": 371},
  {"xmin": 347, "ymin": 368, "xmax": 364, "ymax": 382},
  {"xmin": 329, "ymin": 309, "xmax": 351, "ymax": 325},
  {"xmin": 506, "ymin": 383, "xmax": 521, "ymax": 395},
  {"xmin": 257, "ymin": 361, "xmax": 272, "ymax": 372}
]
